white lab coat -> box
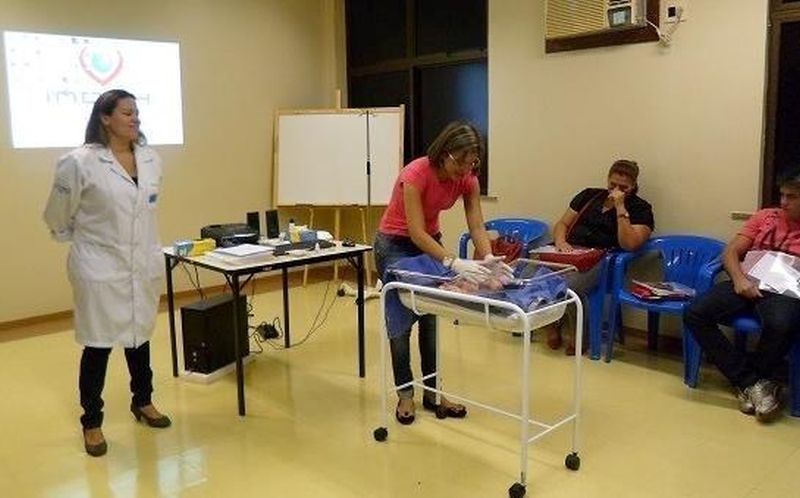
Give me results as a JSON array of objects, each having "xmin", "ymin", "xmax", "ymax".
[{"xmin": 43, "ymin": 144, "xmax": 163, "ymax": 348}]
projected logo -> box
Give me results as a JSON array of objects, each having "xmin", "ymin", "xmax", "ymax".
[{"xmin": 79, "ymin": 46, "xmax": 124, "ymax": 86}]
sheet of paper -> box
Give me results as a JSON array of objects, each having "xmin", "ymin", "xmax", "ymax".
[{"xmin": 213, "ymin": 243, "xmax": 273, "ymax": 257}]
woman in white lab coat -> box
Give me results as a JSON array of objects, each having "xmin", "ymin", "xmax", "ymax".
[{"xmin": 43, "ymin": 89, "xmax": 171, "ymax": 457}]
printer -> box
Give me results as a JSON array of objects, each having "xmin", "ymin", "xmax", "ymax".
[{"xmin": 200, "ymin": 223, "xmax": 259, "ymax": 247}]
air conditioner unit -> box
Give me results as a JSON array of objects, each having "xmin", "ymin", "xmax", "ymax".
[
  {"xmin": 607, "ymin": 0, "xmax": 642, "ymax": 28},
  {"xmin": 545, "ymin": 0, "xmax": 645, "ymax": 39}
]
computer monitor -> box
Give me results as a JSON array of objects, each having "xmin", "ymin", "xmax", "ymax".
[
  {"xmin": 265, "ymin": 209, "xmax": 280, "ymax": 239},
  {"xmin": 246, "ymin": 212, "xmax": 260, "ymax": 236}
]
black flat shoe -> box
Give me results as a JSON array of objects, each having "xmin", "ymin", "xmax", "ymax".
[
  {"xmin": 131, "ymin": 404, "xmax": 172, "ymax": 428},
  {"xmin": 83, "ymin": 428, "xmax": 107, "ymax": 457},
  {"xmin": 422, "ymin": 397, "xmax": 467, "ymax": 419},
  {"xmin": 395, "ymin": 400, "xmax": 415, "ymax": 425}
]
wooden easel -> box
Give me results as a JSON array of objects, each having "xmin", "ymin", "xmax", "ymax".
[{"xmin": 301, "ymin": 205, "xmax": 373, "ymax": 287}]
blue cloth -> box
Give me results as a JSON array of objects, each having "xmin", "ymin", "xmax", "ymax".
[
  {"xmin": 383, "ymin": 255, "xmax": 568, "ymax": 338},
  {"xmin": 482, "ymin": 266, "xmax": 567, "ymax": 312},
  {"xmin": 383, "ymin": 255, "xmax": 453, "ymax": 338}
]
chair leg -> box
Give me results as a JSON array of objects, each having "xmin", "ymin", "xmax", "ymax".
[
  {"xmin": 616, "ymin": 311, "xmax": 625, "ymax": 345},
  {"xmin": 647, "ymin": 311, "xmax": 660, "ymax": 351},
  {"xmin": 588, "ymin": 288, "xmax": 604, "ymax": 361},
  {"xmin": 791, "ymin": 341, "xmax": 800, "ymax": 417},
  {"xmin": 683, "ymin": 327, "xmax": 701, "ymax": 388},
  {"xmin": 604, "ymin": 301, "xmax": 620, "ymax": 363}
]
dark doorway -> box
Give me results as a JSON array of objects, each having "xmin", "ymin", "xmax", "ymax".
[{"xmin": 764, "ymin": 3, "xmax": 800, "ymax": 204}]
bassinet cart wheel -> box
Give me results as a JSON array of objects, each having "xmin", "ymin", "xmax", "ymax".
[
  {"xmin": 435, "ymin": 405, "xmax": 449, "ymax": 419},
  {"xmin": 373, "ymin": 427, "xmax": 388, "ymax": 442},
  {"xmin": 508, "ymin": 482, "xmax": 526, "ymax": 498},
  {"xmin": 565, "ymin": 452, "xmax": 580, "ymax": 471}
]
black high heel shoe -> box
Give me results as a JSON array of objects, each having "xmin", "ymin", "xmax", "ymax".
[
  {"xmin": 83, "ymin": 428, "xmax": 107, "ymax": 457},
  {"xmin": 131, "ymin": 404, "xmax": 172, "ymax": 428}
]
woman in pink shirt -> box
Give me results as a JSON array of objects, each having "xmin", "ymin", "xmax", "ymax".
[
  {"xmin": 375, "ymin": 122, "xmax": 505, "ymax": 425},
  {"xmin": 685, "ymin": 174, "xmax": 800, "ymax": 423}
]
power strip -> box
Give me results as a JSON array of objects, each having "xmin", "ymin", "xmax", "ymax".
[{"xmin": 256, "ymin": 323, "xmax": 280, "ymax": 339}]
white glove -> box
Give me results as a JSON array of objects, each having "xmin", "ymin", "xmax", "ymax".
[
  {"xmin": 451, "ymin": 258, "xmax": 491, "ymax": 284},
  {"xmin": 482, "ymin": 255, "xmax": 515, "ymax": 280}
]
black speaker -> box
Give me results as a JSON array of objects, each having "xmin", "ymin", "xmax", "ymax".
[
  {"xmin": 181, "ymin": 294, "xmax": 249, "ymax": 374},
  {"xmin": 246, "ymin": 211, "xmax": 260, "ymax": 236},
  {"xmin": 265, "ymin": 209, "xmax": 280, "ymax": 238}
]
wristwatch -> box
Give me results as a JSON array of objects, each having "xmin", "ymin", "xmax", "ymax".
[{"xmin": 442, "ymin": 256, "xmax": 454, "ymax": 268}]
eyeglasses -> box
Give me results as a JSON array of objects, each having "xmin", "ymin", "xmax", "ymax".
[{"xmin": 447, "ymin": 152, "xmax": 481, "ymax": 169}]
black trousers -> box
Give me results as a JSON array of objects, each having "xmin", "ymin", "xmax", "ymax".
[
  {"xmin": 684, "ymin": 281, "xmax": 800, "ymax": 390},
  {"xmin": 79, "ymin": 342, "xmax": 153, "ymax": 429}
]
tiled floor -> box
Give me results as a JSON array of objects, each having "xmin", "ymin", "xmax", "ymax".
[{"xmin": 1, "ymin": 281, "xmax": 798, "ymax": 497}]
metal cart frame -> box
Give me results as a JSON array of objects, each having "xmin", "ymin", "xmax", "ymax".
[{"xmin": 372, "ymin": 279, "xmax": 583, "ymax": 498}]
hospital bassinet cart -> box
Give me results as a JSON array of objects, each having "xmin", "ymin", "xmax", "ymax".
[{"xmin": 372, "ymin": 260, "xmax": 583, "ymax": 498}]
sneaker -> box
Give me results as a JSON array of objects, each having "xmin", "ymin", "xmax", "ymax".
[
  {"xmin": 736, "ymin": 389, "xmax": 755, "ymax": 415},
  {"xmin": 744, "ymin": 379, "xmax": 782, "ymax": 423}
]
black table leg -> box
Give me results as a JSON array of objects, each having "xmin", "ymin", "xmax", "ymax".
[
  {"xmin": 231, "ymin": 275, "xmax": 246, "ymax": 416},
  {"xmin": 282, "ymin": 267, "xmax": 291, "ymax": 348},
  {"xmin": 356, "ymin": 252, "xmax": 365, "ymax": 378},
  {"xmin": 165, "ymin": 254, "xmax": 178, "ymax": 378}
]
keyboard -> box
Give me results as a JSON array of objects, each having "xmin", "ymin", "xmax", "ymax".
[{"xmin": 273, "ymin": 239, "xmax": 335, "ymax": 255}]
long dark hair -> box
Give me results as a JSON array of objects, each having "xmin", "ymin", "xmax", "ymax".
[{"xmin": 84, "ymin": 89, "xmax": 146, "ymax": 146}]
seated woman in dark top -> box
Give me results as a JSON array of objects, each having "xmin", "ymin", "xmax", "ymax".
[{"xmin": 548, "ymin": 160, "xmax": 655, "ymax": 354}]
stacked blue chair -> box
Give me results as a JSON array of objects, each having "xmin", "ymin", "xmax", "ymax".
[
  {"xmin": 458, "ymin": 218, "xmax": 549, "ymax": 259},
  {"xmin": 604, "ymin": 235, "xmax": 726, "ymax": 362},
  {"xmin": 684, "ymin": 262, "xmax": 800, "ymax": 417}
]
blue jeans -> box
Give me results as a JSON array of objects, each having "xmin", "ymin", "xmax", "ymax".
[
  {"xmin": 561, "ymin": 261, "xmax": 603, "ymax": 333},
  {"xmin": 374, "ymin": 232, "xmax": 439, "ymax": 400},
  {"xmin": 684, "ymin": 280, "xmax": 800, "ymax": 390}
]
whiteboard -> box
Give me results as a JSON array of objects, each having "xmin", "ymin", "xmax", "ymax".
[{"xmin": 274, "ymin": 107, "xmax": 404, "ymax": 206}]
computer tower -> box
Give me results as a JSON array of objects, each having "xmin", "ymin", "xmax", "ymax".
[{"xmin": 181, "ymin": 294, "xmax": 249, "ymax": 374}]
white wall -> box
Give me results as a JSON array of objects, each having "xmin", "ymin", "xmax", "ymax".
[
  {"xmin": 442, "ymin": 0, "xmax": 768, "ymax": 260},
  {"xmin": 0, "ymin": 0, "xmax": 772, "ymax": 329},
  {"xmin": 0, "ymin": 0, "xmax": 339, "ymax": 323},
  {"xmin": 436, "ymin": 0, "xmax": 769, "ymax": 334}
]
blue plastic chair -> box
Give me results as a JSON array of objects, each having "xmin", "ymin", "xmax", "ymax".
[
  {"xmin": 587, "ymin": 251, "xmax": 623, "ymax": 360},
  {"xmin": 458, "ymin": 218, "xmax": 549, "ymax": 259},
  {"xmin": 684, "ymin": 263, "xmax": 800, "ymax": 417},
  {"xmin": 604, "ymin": 235, "xmax": 726, "ymax": 362}
]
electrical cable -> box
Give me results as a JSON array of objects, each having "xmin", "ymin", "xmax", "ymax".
[
  {"xmin": 179, "ymin": 262, "xmax": 206, "ymax": 300},
  {"xmin": 646, "ymin": 7, "xmax": 683, "ymax": 46},
  {"xmin": 249, "ymin": 279, "xmax": 339, "ymax": 349},
  {"xmin": 289, "ymin": 278, "xmax": 338, "ymax": 347}
]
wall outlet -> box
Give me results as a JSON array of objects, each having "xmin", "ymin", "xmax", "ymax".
[{"xmin": 663, "ymin": 1, "xmax": 689, "ymax": 24}]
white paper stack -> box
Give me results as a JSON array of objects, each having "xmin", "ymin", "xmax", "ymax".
[
  {"xmin": 743, "ymin": 250, "xmax": 800, "ymax": 299},
  {"xmin": 205, "ymin": 243, "xmax": 274, "ymax": 266}
]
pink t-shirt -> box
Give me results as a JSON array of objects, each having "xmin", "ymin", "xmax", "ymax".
[
  {"xmin": 739, "ymin": 208, "xmax": 800, "ymax": 256},
  {"xmin": 379, "ymin": 156, "xmax": 479, "ymax": 237}
]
